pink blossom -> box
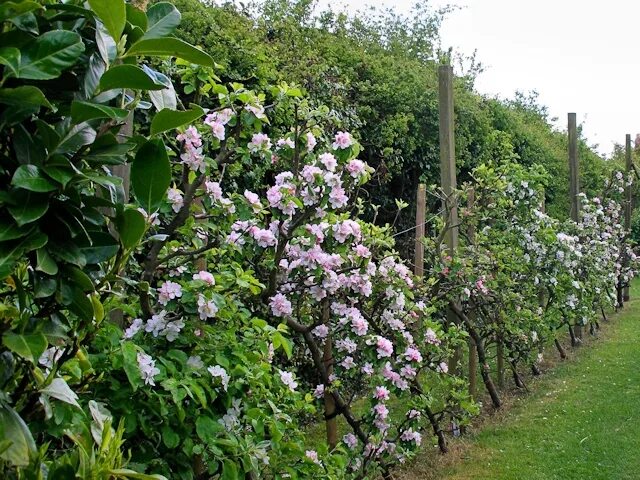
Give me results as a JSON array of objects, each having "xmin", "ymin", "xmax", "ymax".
[
  {"xmin": 305, "ymin": 450, "xmax": 321, "ymax": 465},
  {"xmin": 244, "ymin": 190, "xmax": 262, "ymax": 212},
  {"xmin": 245, "ymin": 104, "xmax": 266, "ymax": 119},
  {"xmin": 269, "ymin": 293, "xmax": 292, "ymax": 317},
  {"xmin": 193, "ymin": 271, "xmax": 215, "ymax": 285},
  {"xmin": 362, "ymin": 363, "xmax": 374, "ymax": 375},
  {"xmin": 313, "ymin": 384, "xmax": 325, "ymax": 399},
  {"xmin": 437, "ymin": 362, "xmax": 449, "ymax": 374},
  {"xmin": 276, "ymin": 137, "xmax": 295, "ymax": 149},
  {"xmin": 350, "ymin": 314, "xmax": 369, "ymax": 336},
  {"xmin": 167, "ymin": 188, "xmax": 184, "ymax": 213},
  {"xmin": 197, "ymin": 295, "xmax": 218, "ymax": 320},
  {"xmin": 205, "ymin": 181, "xmax": 223, "ymax": 200},
  {"xmin": 343, "ymin": 433, "xmax": 358, "ymax": 449},
  {"xmin": 425, "ymin": 328, "xmax": 441, "ymax": 345},
  {"xmin": 176, "ymin": 126, "xmax": 202, "ymax": 149},
  {"xmin": 374, "ymin": 386, "xmax": 390, "ymax": 401},
  {"xmin": 354, "ymin": 244, "xmax": 371, "ymax": 258},
  {"xmin": 301, "ymin": 165, "xmax": 322, "ymax": 183},
  {"xmin": 181, "ymin": 147, "xmax": 205, "ymax": 172},
  {"xmin": 400, "ymin": 429, "xmax": 422, "ymax": 445},
  {"xmin": 205, "ymin": 108, "xmax": 233, "ymax": 126},
  {"xmin": 266, "ymin": 185, "xmax": 283, "ymax": 206},
  {"xmin": 279, "ymin": 370, "xmax": 298, "ymax": 391},
  {"xmin": 400, "ymin": 365, "xmax": 417, "ymax": 378},
  {"xmin": 306, "ymin": 132, "xmax": 317, "ymax": 151},
  {"xmin": 329, "ymin": 185, "xmax": 349, "ymax": 208},
  {"xmin": 158, "ymin": 281, "xmax": 182, "ymax": 305},
  {"xmin": 248, "ymin": 133, "xmax": 272, "ymax": 152},
  {"xmin": 376, "ymin": 336, "xmax": 394, "ymax": 358},
  {"xmin": 373, "ymin": 403, "xmax": 389, "ymax": 419},
  {"xmin": 312, "ymin": 324, "xmax": 329, "ymax": 339},
  {"xmin": 319, "ymin": 153, "xmax": 338, "ymax": 171},
  {"xmin": 336, "ymin": 338, "xmax": 357, "ymax": 353},
  {"xmin": 341, "ymin": 356, "xmax": 356, "ymax": 369},
  {"xmin": 332, "ymin": 131, "xmax": 353, "ymax": 149},
  {"xmin": 250, "ymin": 227, "xmax": 277, "ymax": 248},
  {"xmin": 404, "ymin": 347, "xmax": 423, "ymax": 363},
  {"xmin": 209, "ymin": 121, "xmax": 225, "ymax": 141},
  {"xmin": 346, "ymin": 159, "xmax": 366, "ymax": 178}
]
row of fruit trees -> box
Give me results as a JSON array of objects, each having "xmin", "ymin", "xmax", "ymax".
[{"xmin": 0, "ymin": 1, "xmax": 635, "ymax": 479}]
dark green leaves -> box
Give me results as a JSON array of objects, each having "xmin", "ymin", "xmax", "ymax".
[
  {"xmin": 0, "ymin": 403, "xmax": 36, "ymax": 467},
  {"xmin": 88, "ymin": 0, "xmax": 126, "ymax": 42},
  {"xmin": 7, "ymin": 191, "xmax": 49, "ymax": 226},
  {"xmin": 71, "ymin": 101, "xmax": 129, "ymax": 124},
  {"xmin": 126, "ymin": 38, "xmax": 214, "ymax": 67},
  {"xmin": 2, "ymin": 332, "xmax": 47, "ymax": 364},
  {"xmin": 99, "ymin": 65, "xmax": 169, "ymax": 91},
  {"xmin": 16, "ymin": 30, "xmax": 84, "ymax": 80},
  {"xmin": 143, "ymin": 3, "xmax": 181, "ymax": 40},
  {"xmin": 121, "ymin": 342, "xmax": 142, "ymax": 391},
  {"xmin": 12, "ymin": 165, "xmax": 57, "ymax": 192},
  {"xmin": 0, "ymin": 86, "xmax": 51, "ymax": 109},
  {"xmin": 131, "ymin": 139, "xmax": 171, "ymax": 212},
  {"xmin": 115, "ymin": 208, "xmax": 146, "ymax": 249},
  {"xmin": 150, "ymin": 106, "xmax": 205, "ymax": 136},
  {"xmin": 0, "ymin": 47, "xmax": 20, "ymax": 76}
]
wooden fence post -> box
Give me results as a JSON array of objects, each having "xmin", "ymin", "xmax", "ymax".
[
  {"xmin": 414, "ymin": 184, "xmax": 426, "ymax": 279},
  {"xmin": 438, "ymin": 65, "xmax": 461, "ymax": 373},
  {"xmin": 568, "ymin": 112, "xmax": 582, "ymax": 339},
  {"xmin": 624, "ymin": 134, "xmax": 632, "ymax": 302}
]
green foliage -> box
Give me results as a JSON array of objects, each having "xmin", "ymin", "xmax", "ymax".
[{"xmin": 0, "ymin": 0, "xmax": 212, "ymax": 477}]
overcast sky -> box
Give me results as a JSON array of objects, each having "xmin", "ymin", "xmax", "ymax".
[{"xmin": 318, "ymin": 0, "xmax": 639, "ymax": 157}]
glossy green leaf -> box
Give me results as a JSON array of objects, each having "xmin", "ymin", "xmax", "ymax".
[
  {"xmin": 99, "ymin": 64, "xmax": 169, "ymax": 91},
  {"xmin": 0, "ymin": 219, "xmax": 33, "ymax": 242},
  {"xmin": 115, "ymin": 208, "xmax": 146, "ymax": 249},
  {"xmin": 161, "ymin": 425, "xmax": 180, "ymax": 448},
  {"xmin": 16, "ymin": 30, "xmax": 84, "ymax": 80},
  {"xmin": 0, "ymin": 403, "xmax": 36, "ymax": 467},
  {"xmin": 109, "ymin": 470, "xmax": 168, "ymax": 480},
  {"xmin": 143, "ymin": 2, "xmax": 181, "ymax": 40},
  {"xmin": 78, "ymin": 232, "xmax": 118, "ymax": 264},
  {"xmin": 0, "ymin": 231, "xmax": 47, "ymax": 279},
  {"xmin": 0, "ymin": 86, "xmax": 52, "ymax": 125},
  {"xmin": 88, "ymin": 0, "xmax": 125, "ymax": 42},
  {"xmin": 0, "ymin": 1, "xmax": 42, "ymax": 22},
  {"xmin": 12, "ymin": 165, "xmax": 57, "ymax": 192},
  {"xmin": 125, "ymin": 38, "xmax": 213, "ymax": 67},
  {"xmin": 71, "ymin": 101, "xmax": 129, "ymax": 124},
  {"xmin": 150, "ymin": 105, "xmax": 205, "ymax": 136},
  {"xmin": 36, "ymin": 248, "xmax": 58, "ymax": 275},
  {"xmin": 131, "ymin": 139, "xmax": 171, "ymax": 212},
  {"xmin": 126, "ymin": 4, "xmax": 148, "ymax": 31},
  {"xmin": 2, "ymin": 332, "xmax": 47, "ymax": 364},
  {"xmin": 121, "ymin": 342, "xmax": 142, "ymax": 391},
  {"xmin": 0, "ymin": 47, "xmax": 20, "ymax": 77},
  {"xmin": 7, "ymin": 191, "xmax": 48, "ymax": 227}
]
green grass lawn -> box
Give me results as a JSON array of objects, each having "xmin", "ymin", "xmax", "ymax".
[{"xmin": 402, "ymin": 280, "xmax": 640, "ymax": 480}]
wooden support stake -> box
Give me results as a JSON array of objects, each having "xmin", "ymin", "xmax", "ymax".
[
  {"xmin": 414, "ymin": 184, "xmax": 426, "ymax": 278},
  {"xmin": 624, "ymin": 134, "xmax": 632, "ymax": 302},
  {"xmin": 438, "ymin": 65, "xmax": 461, "ymax": 373},
  {"xmin": 568, "ymin": 113, "xmax": 582, "ymax": 339}
]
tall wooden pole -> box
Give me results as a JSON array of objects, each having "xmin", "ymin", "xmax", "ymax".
[
  {"xmin": 568, "ymin": 113, "xmax": 582, "ymax": 339},
  {"xmin": 624, "ymin": 134, "xmax": 633, "ymax": 301},
  {"xmin": 414, "ymin": 184, "xmax": 426, "ymax": 279},
  {"xmin": 438, "ymin": 65, "xmax": 460, "ymax": 372},
  {"xmin": 438, "ymin": 65, "xmax": 459, "ymax": 252}
]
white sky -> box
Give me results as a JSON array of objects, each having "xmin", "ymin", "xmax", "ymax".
[{"xmin": 317, "ymin": 0, "xmax": 639, "ymax": 157}]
